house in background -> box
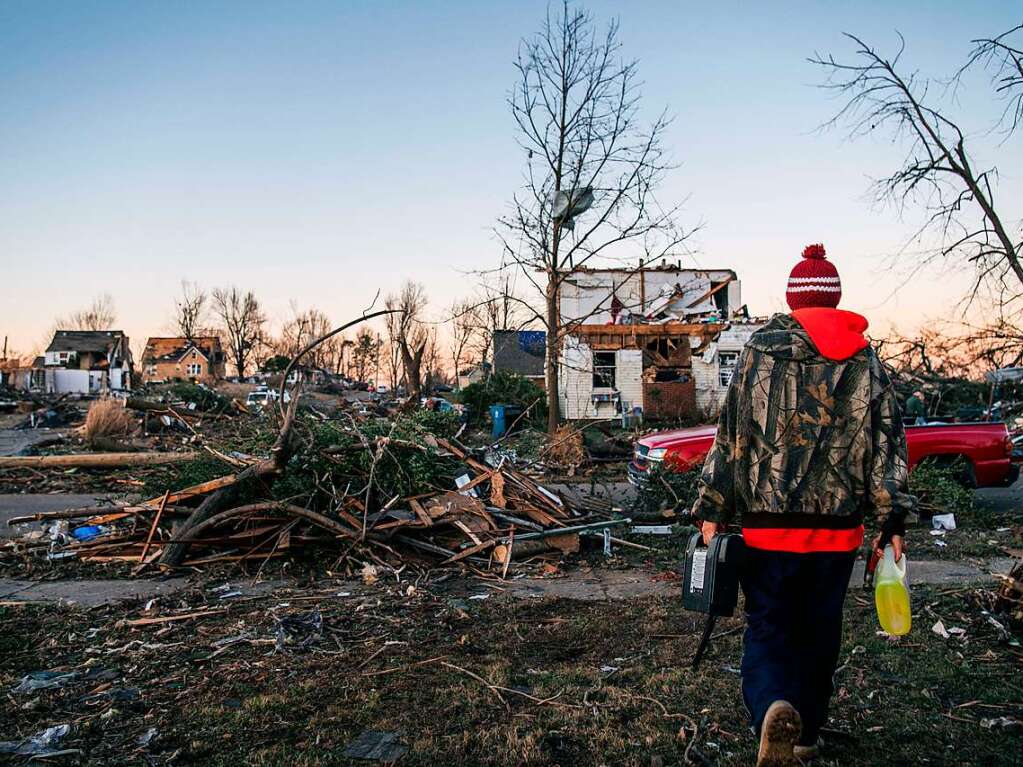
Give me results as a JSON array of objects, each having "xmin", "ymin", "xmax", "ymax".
[
  {"xmin": 557, "ymin": 261, "xmax": 764, "ymax": 421},
  {"xmin": 456, "ymin": 363, "xmax": 489, "ymax": 390},
  {"xmin": 141, "ymin": 337, "xmax": 226, "ymax": 384},
  {"xmin": 1, "ymin": 356, "xmax": 46, "ymax": 392},
  {"xmin": 43, "ymin": 330, "xmax": 133, "ymax": 394},
  {"xmin": 492, "ymin": 330, "xmax": 547, "ymax": 388},
  {"xmin": 285, "ymin": 364, "xmax": 330, "ymax": 387}
]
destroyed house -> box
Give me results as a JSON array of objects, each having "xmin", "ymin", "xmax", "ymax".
[
  {"xmin": 141, "ymin": 337, "xmax": 226, "ymax": 384},
  {"xmin": 492, "ymin": 330, "xmax": 546, "ymax": 386},
  {"xmin": 557, "ymin": 263, "xmax": 762, "ymax": 421},
  {"xmin": 1, "ymin": 356, "xmax": 45, "ymax": 391},
  {"xmin": 43, "ymin": 330, "xmax": 132, "ymax": 393}
]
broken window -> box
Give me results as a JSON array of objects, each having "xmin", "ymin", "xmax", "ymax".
[
  {"xmin": 592, "ymin": 351, "xmax": 616, "ymax": 388},
  {"xmin": 711, "ymin": 280, "xmax": 731, "ymax": 315},
  {"xmin": 718, "ymin": 351, "xmax": 740, "ymax": 387}
]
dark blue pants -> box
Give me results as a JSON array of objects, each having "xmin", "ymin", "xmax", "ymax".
[{"xmin": 740, "ymin": 546, "xmax": 856, "ymax": 744}]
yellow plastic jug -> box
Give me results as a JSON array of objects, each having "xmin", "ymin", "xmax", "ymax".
[{"xmin": 874, "ymin": 545, "xmax": 911, "ymax": 636}]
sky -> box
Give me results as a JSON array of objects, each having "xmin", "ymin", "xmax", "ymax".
[{"xmin": 2, "ymin": 0, "xmax": 1021, "ymax": 358}]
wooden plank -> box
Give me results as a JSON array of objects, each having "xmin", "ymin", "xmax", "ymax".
[
  {"xmin": 140, "ymin": 474, "xmax": 239, "ymax": 508},
  {"xmin": 452, "ymin": 519, "xmax": 484, "ymax": 546},
  {"xmin": 138, "ymin": 491, "xmax": 169, "ymax": 563},
  {"xmin": 442, "ymin": 538, "xmax": 497, "ymax": 564},
  {"xmin": 409, "ymin": 498, "xmax": 433, "ymax": 527},
  {"xmin": 489, "ymin": 473, "xmax": 506, "ymax": 508},
  {"xmin": 123, "ymin": 609, "xmax": 227, "ymax": 626}
]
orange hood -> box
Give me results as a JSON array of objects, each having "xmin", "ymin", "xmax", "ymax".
[{"xmin": 790, "ymin": 307, "xmax": 869, "ymax": 361}]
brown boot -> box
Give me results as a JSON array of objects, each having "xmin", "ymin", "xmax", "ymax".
[{"xmin": 756, "ymin": 700, "xmax": 802, "ymax": 767}]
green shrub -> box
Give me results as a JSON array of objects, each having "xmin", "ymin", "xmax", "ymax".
[
  {"xmin": 148, "ymin": 410, "xmax": 464, "ymax": 515},
  {"xmin": 633, "ymin": 462, "xmax": 701, "ymax": 515},
  {"xmin": 271, "ymin": 411, "xmax": 463, "ymax": 508},
  {"xmin": 909, "ymin": 458, "xmax": 974, "ymax": 518},
  {"xmin": 459, "ymin": 371, "xmax": 547, "ymax": 427},
  {"xmin": 169, "ymin": 383, "xmax": 232, "ymax": 413}
]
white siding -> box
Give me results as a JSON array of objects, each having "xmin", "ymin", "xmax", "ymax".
[
  {"xmin": 44, "ymin": 351, "xmax": 75, "ymax": 366},
  {"xmin": 560, "ymin": 268, "xmax": 739, "ymax": 324},
  {"xmin": 48, "ymin": 369, "xmax": 90, "ymax": 394},
  {"xmin": 558, "ymin": 342, "xmax": 645, "ymax": 420},
  {"xmin": 692, "ymin": 323, "xmax": 764, "ymax": 419},
  {"xmin": 616, "ymin": 349, "xmax": 643, "ymax": 414},
  {"xmin": 558, "ymin": 337, "xmax": 596, "ymax": 419}
]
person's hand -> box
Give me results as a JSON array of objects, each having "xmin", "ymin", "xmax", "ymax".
[
  {"xmin": 871, "ymin": 533, "xmax": 905, "ymax": 562},
  {"xmin": 701, "ymin": 521, "xmax": 721, "ymax": 546}
]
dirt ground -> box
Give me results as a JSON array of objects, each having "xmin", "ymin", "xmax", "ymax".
[{"xmin": 1, "ymin": 575, "xmax": 1021, "ymax": 766}]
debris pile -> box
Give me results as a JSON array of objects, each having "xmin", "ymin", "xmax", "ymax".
[
  {"xmin": 5, "ymin": 399, "xmax": 623, "ymax": 574},
  {"xmin": 13, "ymin": 395, "xmax": 80, "ymax": 430},
  {"xmin": 996, "ymin": 559, "xmax": 1023, "ymax": 627}
]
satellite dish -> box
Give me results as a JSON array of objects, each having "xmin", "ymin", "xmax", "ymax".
[{"xmin": 551, "ymin": 186, "xmax": 594, "ymax": 229}]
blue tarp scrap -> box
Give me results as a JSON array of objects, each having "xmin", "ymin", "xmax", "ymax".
[{"xmin": 518, "ymin": 331, "xmax": 546, "ymax": 356}]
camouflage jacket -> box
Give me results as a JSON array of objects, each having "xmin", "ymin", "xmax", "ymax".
[{"xmin": 692, "ymin": 311, "xmax": 915, "ymax": 538}]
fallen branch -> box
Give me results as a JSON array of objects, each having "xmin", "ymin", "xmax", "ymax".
[{"xmin": 0, "ymin": 452, "xmax": 197, "ymax": 469}]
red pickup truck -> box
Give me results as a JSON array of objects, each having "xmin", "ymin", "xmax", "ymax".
[{"xmin": 629, "ymin": 422, "xmax": 1020, "ymax": 488}]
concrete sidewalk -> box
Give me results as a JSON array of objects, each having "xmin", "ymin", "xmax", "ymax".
[
  {"xmin": 0, "ymin": 557, "xmax": 1013, "ymax": 607},
  {"xmin": 1, "ymin": 494, "xmax": 120, "ymax": 538}
]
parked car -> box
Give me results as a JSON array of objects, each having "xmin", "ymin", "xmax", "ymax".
[
  {"xmin": 245, "ymin": 387, "xmax": 291, "ymax": 409},
  {"xmin": 629, "ymin": 421, "xmax": 1020, "ymax": 489}
]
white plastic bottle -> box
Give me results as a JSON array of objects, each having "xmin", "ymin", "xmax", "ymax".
[{"xmin": 874, "ymin": 545, "xmax": 911, "ymax": 636}]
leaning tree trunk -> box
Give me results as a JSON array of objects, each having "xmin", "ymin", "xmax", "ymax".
[
  {"xmin": 158, "ymin": 395, "xmax": 300, "ymax": 567},
  {"xmin": 162, "ymin": 307, "xmax": 400, "ymax": 568}
]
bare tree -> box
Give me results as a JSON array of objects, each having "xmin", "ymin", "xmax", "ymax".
[
  {"xmin": 276, "ymin": 305, "xmax": 343, "ymax": 372},
  {"xmin": 422, "ymin": 324, "xmax": 443, "ymax": 389},
  {"xmin": 961, "ymin": 24, "xmax": 1023, "ymax": 136},
  {"xmin": 499, "ymin": 2, "xmax": 691, "ymax": 432},
  {"xmin": 174, "ymin": 281, "xmax": 207, "ymax": 340},
  {"xmin": 211, "ymin": 287, "xmax": 267, "ymax": 377},
  {"xmin": 876, "ymin": 316, "xmax": 1023, "ymax": 418},
  {"xmin": 470, "ymin": 271, "xmax": 525, "ymax": 367},
  {"xmin": 350, "ymin": 329, "xmax": 380, "ymax": 383},
  {"xmin": 811, "ymin": 27, "xmax": 1023, "ymax": 310},
  {"xmin": 449, "ymin": 298, "xmax": 480, "ymax": 389},
  {"xmin": 61, "ymin": 294, "xmax": 117, "ymax": 331},
  {"xmin": 384, "ymin": 281, "xmax": 430, "ymax": 397}
]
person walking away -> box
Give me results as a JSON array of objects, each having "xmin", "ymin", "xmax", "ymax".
[
  {"xmin": 692, "ymin": 243, "xmax": 916, "ymax": 766},
  {"xmin": 905, "ymin": 390, "xmax": 927, "ymax": 425}
]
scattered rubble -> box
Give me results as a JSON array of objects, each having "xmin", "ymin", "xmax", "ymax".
[{"xmin": 4, "ymin": 390, "xmax": 625, "ymax": 576}]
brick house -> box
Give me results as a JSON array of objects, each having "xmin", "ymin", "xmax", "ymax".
[{"xmin": 141, "ymin": 337, "xmax": 226, "ymax": 384}]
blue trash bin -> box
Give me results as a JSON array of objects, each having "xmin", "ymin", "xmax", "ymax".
[{"xmin": 490, "ymin": 404, "xmax": 506, "ymax": 439}]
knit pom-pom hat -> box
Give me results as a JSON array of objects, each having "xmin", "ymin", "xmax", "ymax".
[{"xmin": 786, "ymin": 243, "xmax": 841, "ymax": 310}]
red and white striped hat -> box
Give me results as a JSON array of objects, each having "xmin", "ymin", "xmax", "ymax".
[{"xmin": 786, "ymin": 243, "xmax": 841, "ymax": 310}]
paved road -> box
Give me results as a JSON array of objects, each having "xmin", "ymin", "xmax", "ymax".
[
  {"xmin": 1, "ymin": 556, "xmax": 1014, "ymax": 607},
  {"xmin": 0, "ymin": 427, "xmax": 68, "ymax": 457},
  {"xmin": 975, "ymin": 481, "xmax": 1023, "ymax": 515},
  {"xmin": 0, "ymin": 577, "xmax": 190, "ymax": 607},
  {"xmin": 0, "ymin": 493, "xmax": 119, "ymax": 538}
]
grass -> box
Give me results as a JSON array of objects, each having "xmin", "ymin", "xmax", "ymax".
[
  {"xmin": 82, "ymin": 399, "xmax": 134, "ymax": 447},
  {"xmin": 1, "ymin": 580, "xmax": 1021, "ymax": 766}
]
